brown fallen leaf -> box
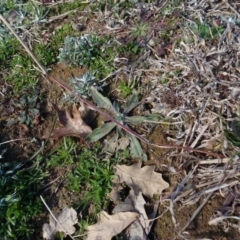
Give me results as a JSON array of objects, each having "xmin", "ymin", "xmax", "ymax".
[
  {"xmin": 50, "ymin": 104, "xmax": 92, "ymax": 138},
  {"xmin": 86, "ymin": 211, "xmax": 139, "ymax": 240},
  {"xmin": 43, "ymin": 207, "xmax": 78, "ymax": 240},
  {"xmin": 113, "ymin": 190, "xmax": 149, "ymax": 239},
  {"xmin": 114, "ymin": 162, "xmax": 169, "ymax": 198}
]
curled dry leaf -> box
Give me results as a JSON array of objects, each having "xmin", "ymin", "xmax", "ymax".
[
  {"xmin": 86, "ymin": 211, "xmax": 139, "ymax": 240},
  {"xmin": 113, "ymin": 190, "xmax": 151, "ymax": 239},
  {"xmin": 43, "ymin": 207, "xmax": 78, "ymax": 240},
  {"xmin": 114, "ymin": 162, "xmax": 169, "ymax": 198},
  {"xmin": 50, "ymin": 104, "xmax": 92, "ymax": 138}
]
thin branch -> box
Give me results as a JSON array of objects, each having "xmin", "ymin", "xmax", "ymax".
[
  {"xmin": 40, "ymin": 195, "xmax": 74, "ymax": 240},
  {"xmin": 0, "ymin": 138, "xmax": 29, "ymax": 146}
]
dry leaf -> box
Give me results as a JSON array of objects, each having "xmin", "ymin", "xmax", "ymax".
[
  {"xmin": 43, "ymin": 207, "xmax": 78, "ymax": 240},
  {"xmin": 125, "ymin": 220, "xmax": 147, "ymax": 240},
  {"xmin": 86, "ymin": 211, "xmax": 139, "ymax": 240},
  {"xmin": 114, "ymin": 162, "xmax": 169, "ymax": 198},
  {"xmin": 50, "ymin": 104, "xmax": 92, "ymax": 138},
  {"xmin": 113, "ymin": 190, "xmax": 150, "ymax": 239}
]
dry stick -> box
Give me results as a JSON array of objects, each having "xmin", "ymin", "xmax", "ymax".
[
  {"xmin": 0, "ymin": 138, "xmax": 29, "ymax": 145},
  {"xmin": 0, "ymin": 14, "xmax": 224, "ymax": 158},
  {"xmin": 40, "ymin": 195, "xmax": 75, "ymax": 240}
]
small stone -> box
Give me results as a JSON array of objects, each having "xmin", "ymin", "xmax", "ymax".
[
  {"xmin": 72, "ymin": 23, "xmax": 86, "ymax": 32},
  {"xmin": 148, "ymin": 39, "xmax": 155, "ymax": 46}
]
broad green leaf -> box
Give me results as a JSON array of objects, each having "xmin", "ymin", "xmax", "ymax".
[
  {"xmin": 127, "ymin": 133, "xmax": 147, "ymax": 161},
  {"xmin": 86, "ymin": 122, "xmax": 116, "ymax": 142},
  {"xmin": 90, "ymin": 87, "xmax": 115, "ymax": 112},
  {"xmin": 113, "ymin": 101, "xmax": 120, "ymax": 113},
  {"xmin": 124, "ymin": 94, "xmax": 139, "ymax": 114},
  {"xmin": 125, "ymin": 114, "xmax": 162, "ymax": 124}
]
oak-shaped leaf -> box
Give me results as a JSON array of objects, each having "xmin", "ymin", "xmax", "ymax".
[
  {"xmin": 86, "ymin": 211, "xmax": 139, "ymax": 240},
  {"xmin": 50, "ymin": 104, "xmax": 92, "ymax": 138},
  {"xmin": 114, "ymin": 162, "xmax": 169, "ymax": 198},
  {"xmin": 43, "ymin": 207, "xmax": 78, "ymax": 240}
]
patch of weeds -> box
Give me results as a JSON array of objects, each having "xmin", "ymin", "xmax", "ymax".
[
  {"xmin": 0, "ymin": 37, "xmax": 20, "ymax": 68},
  {"xmin": 6, "ymin": 54, "xmax": 39, "ymax": 92},
  {"xmin": 6, "ymin": 89, "xmax": 40, "ymax": 126},
  {"xmin": 26, "ymin": 0, "xmax": 49, "ymax": 24},
  {"xmin": 66, "ymin": 146, "xmax": 115, "ymax": 213},
  {"xmin": 226, "ymin": 120, "xmax": 240, "ymax": 146},
  {"xmin": 130, "ymin": 22, "xmax": 150, "ymax": 39},
  {"xmin": 51, "ymin": 23, "xmax": 78, "ymax": 53},
  {"xmin": 46, "ymin": 137, "xmax": 77, "ymax": 167},
  {"xmin": 189, "ymin": 21, "xmax": 224, "ymax": 40},
  {"xmin": 87, "ymin": 88, "xmax": 163, "ymax": 161},
  {"xmin": 117, "ymin": 40, "xmax": 142, "ymax": 60},
  {"xmin": 46, "ymin": 140, "xmax": 120, "ymax": 214},
  {"xmin": 0, "ymin": 149, "xmax": 47, "ymax": 240},
  {"xmin": 34, "ymin": 42, "xmax": 57, "ymax": 66},
  {"xmin": 63, "ymin": 71, "xmax": 107, "ymax": 101},
  {"xmin": 58, "ymin": 34, "xmax": 115, "ymax": 78},
  {"xmin": 118, "ymin": 80, "xmax": 137, "ymax": 98},
  {"xmin": 90, "ymin": 0, "xmax": 135, "ymax": 13},
  {"xmin": 51, "ymin": 0, "xmax": 86, "ymax": 15},
  {"xmin": 58, "ymin": 34, "xmax": 102, "ymax": 67}
]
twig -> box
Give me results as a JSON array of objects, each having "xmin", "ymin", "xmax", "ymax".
[
  {"xmin": 49, "ymin": 9, "xmax": 78, "ymax": 23},
  {"xmin": 0, "ymin": 15, "xmax": 47, "ymax": 75},
  {"xmin": 40, "ymin": 195, "xmax": 74, "ymax": 240},
  {"xmin": 0, "ymin": 138, "xmax": 29, "ymax": 146}
]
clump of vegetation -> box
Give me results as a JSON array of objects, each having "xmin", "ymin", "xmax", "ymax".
[
  {"xmin": 188, "ymin": 21, "xmax": 224, "ymax": 40},
  {"xmin": 58, "ymin": 34, "xmax": 116, "ymax": 78},
  {"xmin": 63, "ymin": 71, "xmax": 107, "ymax": 101},
  {"xmin": 118, "ymin": 80, "xmax": 137, "ymax": 97},
  {"xmin": 66, "ymin": 146, "xmax": 115, "ymax": 212},
  {"xmin": 46, "ymin": 138, "xmax": 120, "ymax": 214},
  {"xmin": 6, "ymin": 90, "xmax": 40, "ymax": 126},
  {"xmin": 58, "ymin": 34, "xmax": 102, "ymax": 67},
  {"xmin": 86, "ymin": 87, "xmax": 162, "ymax": 161},
  {"xmin": 0, "ymin": 149, "xmax": 47, "ymax": 239}
]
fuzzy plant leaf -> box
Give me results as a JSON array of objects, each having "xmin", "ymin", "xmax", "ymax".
[
  {"xmin": 86, "ymin": 122, "xmax": 116, "ymax": 142},
  {"xmin": 86, "ymin": 211, "xmax": 139, "ymax": 240},
  {"xmin": 127, "ymin": 133, "xmax": 147, "ymax": 161},
  {"xmin": 124, "ymin": 94, "xmax": 140, "ymax": 114},
  {"xmin": 43, "ymin": 207, "xmax": 78, "ymax": 240},
  {"xmin": 125, "ymin": 114, "xmax": 162, "ymax": 125},
  {"xmin": 58, "ymin": 35, "xmax": 100, "ymax": 67},
  {"xmin": 49, "ymin": 104, "xmax": 92, "ymax": 138},
  {"xmin": 90, "ymin": 87, "xmax": 115, "ymax": 113},
  {"xmin": 114, "ymin": 162, "xmax": 169, "ymax": 198}
]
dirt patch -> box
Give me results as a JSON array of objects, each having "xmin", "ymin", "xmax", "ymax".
[{"xmin": 153, "ymin": 196, "xmax": 239, "ymax": 240}]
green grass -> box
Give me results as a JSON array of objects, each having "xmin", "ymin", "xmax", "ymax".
[
  {"xmin": 0, "ymin": 154, "xmax": 47, "ymax": 240},
  {"xmin": 47, "ymin": 139, "xmax": 121, "ymax": 214}
]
